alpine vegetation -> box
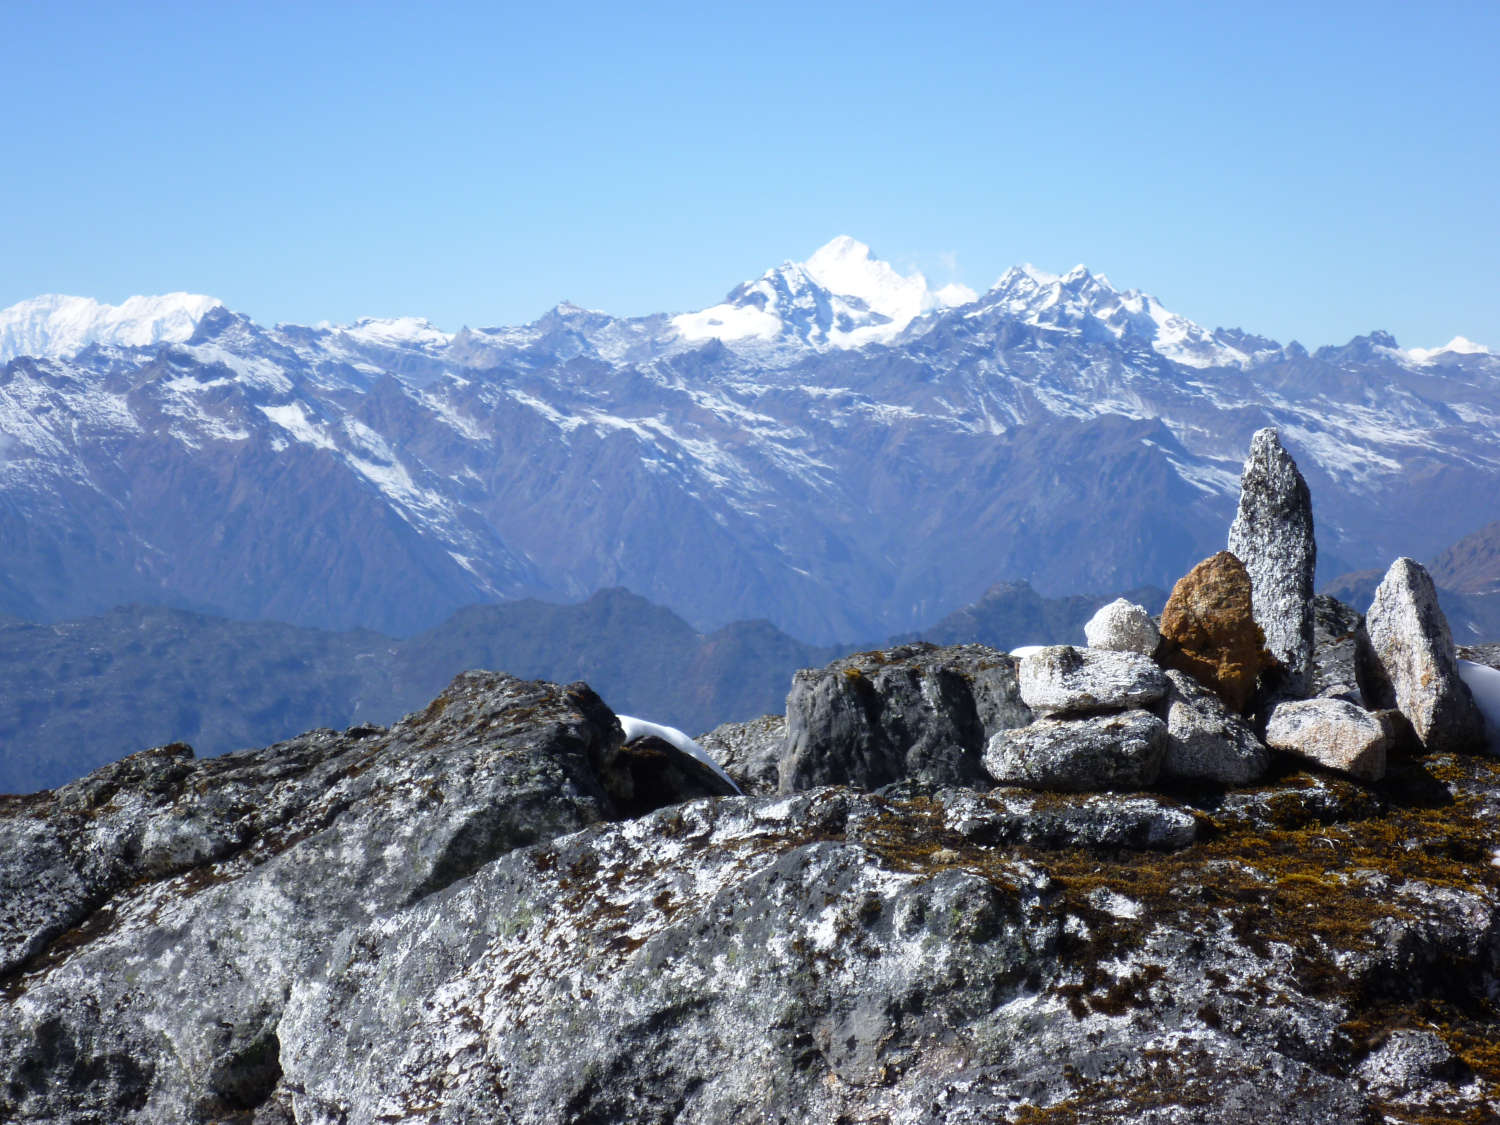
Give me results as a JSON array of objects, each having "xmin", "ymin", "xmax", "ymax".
[{"xmin": 3, "ymin": 431, "xmax": 1500, "ymax": 1123}]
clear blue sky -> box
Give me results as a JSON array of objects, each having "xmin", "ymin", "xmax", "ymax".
[{"xmin": 4, "ymin": 0, "xmax": 1496, "ymax": 349}]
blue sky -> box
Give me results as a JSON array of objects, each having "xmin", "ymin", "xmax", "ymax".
[{"xmin": 4, "ymin": 0, "xmax": 1496, "ymax": 348}]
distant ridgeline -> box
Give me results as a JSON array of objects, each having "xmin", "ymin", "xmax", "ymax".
[{"xmin": 0, "ymin": 580, "xmax": 1168, "ymax": 794}]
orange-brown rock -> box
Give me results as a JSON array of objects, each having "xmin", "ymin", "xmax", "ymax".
[{"xmin": 1157, "ymin": 551, "xmax": 1275, "ymax": 713}]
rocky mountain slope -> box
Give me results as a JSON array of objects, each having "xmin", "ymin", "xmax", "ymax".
[
  {"xmin": 2, "ymin": 240, "xmax": 1496, "ymax": 641},
  {"xmin": 4, "ymin": 429, "xmax": 1500, "ymax": 1122}
]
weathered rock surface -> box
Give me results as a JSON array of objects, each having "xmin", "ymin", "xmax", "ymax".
[
  {"xmin": 1158, "ymin": 551, "xmax": 1274, "ymax": 713},
  {"xmin": 1082, "ymin": 598, "xmax": 1160, "ymax": 655},
  {"xmin": 1357, "ymin": 557, "xmax": 1486, "ymax": 755},
  {"xmin": 1265, "ymin": 697, "xmax": 1390, "ymax": 782},
  {"xmin": 7, "ymin": 668, "xmax": 1500, "ymax": 1123},
  {"xmin": 1312, "ymin": 593, "xmax": 1364, "ymax": 703},
  {"xmin": 984, "ymin": 709, "xmax": 1169, "ymax": 791},
  {"xmin": 940, "ymin": 787, "xmax": 1200, "ymax": 850},
  {"xmin": 0, "ymin": 671, "xmax": 684, "ymax": 1123},
  {"xmin": 1016, "ymin": 645, "xmax": 1167, "ymax": 717},
  {"xmin": 696, "ymin": 714, "xmax": 785, "ymax": 796},
  {"xmin": 1153, "ymin": 669, "xmax": 1271, "ymax": 785},
  {"xmin": 779, "ymin": 643, "xmax": 1032, "ymax": 793},
  {"xmin": 1227, "ymin": 427, "xmax": 1317, "ymax": 698}
]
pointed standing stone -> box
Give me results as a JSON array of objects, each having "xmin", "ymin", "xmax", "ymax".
[
  {"xmin": 1228, "ymin": 428, "xmax": 1317, "ymax": 698},
  {"xmin": 1356, "ymin": 557, "xmax": 1485, "ymax": 755}
]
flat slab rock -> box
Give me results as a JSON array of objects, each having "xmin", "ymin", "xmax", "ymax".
[
  {"xmin": 984, "ymin": 709, "xmax": 1168, "ymax": 791},
  {"xmin": 1265, "ymin": 697, "xmax": 1389, "ymax": 782},
  {"xmin": 1016, "ymin": 645, "xmax": 1167, "ymax": 717}
]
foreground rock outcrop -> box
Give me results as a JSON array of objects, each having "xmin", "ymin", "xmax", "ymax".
[
  {"xmin": 5, "ymin": 673, "xmax": 1500, "ymax": 1123},
  {"xmin": 0, "ymin": 673, "xmax": 710, "ymax": 1123}
]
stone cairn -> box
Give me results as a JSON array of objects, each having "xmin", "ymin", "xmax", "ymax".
[
  {"xmin": 989, "ymin": 425, "xmax": 1487, "ymax": 788},
  {"xmin": 772, "ymin": 426, "xmax": 1492, "ymax": 795}
]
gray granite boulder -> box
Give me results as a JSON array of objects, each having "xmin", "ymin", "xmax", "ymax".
[
  {"xmin": 0, "ymin": 672, "xmax": 628, "ymax": 1123},
  {"xmin": 1265, "ymin": 697, "xmax": 1389, "ymax": 782},
  {"xmin": 1356, "ymin": 557, "xmax": 1486, "ymax": 755},
  {"xmin": 983, "ymin": 709, "xmax": 1169, "ymax": 791},
  {"xmin": 1227, "ymin": 427, "xmax": 1317, "ymax": 698},
  {"xmin": 1312, "ymin": 593, "xmax": 1364, "ymax": 703},
  {"xmin": 779, "ymin": 643, "xmax": 1032, "ymax": 794},
  {"xmin": 1082, "ymin": 598, "xmax": 1160, "ymax": 655},
  {"xmin": 1016, "ymin": 645, "xmax": 1167, "ymax": 717},
  {"xmin": 696, "ymin": 714, "xmax": 786, "ymax": 796},
  {"xmin": 1153, "ymin": 669, "xmax": 1271, "ymax": 785}
]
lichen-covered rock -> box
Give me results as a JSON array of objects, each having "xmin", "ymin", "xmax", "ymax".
[
  {"xmin": 779, "ymin": 643, "xmax": 1031, "ymax": 793},
  {"xmin": 1266, "ymin": 697, "xmax": 1389, "ymax": 781},
  {"xmin": 0, "ymin": 672, "xmax": 628, "ymax": 1123},
  {"xmin": 696, "ymin": 714, "xmax": 785, "ymax": 796},
  {"xmin": 983, "ymin": 710, "xmax": 1168, "ymax": 791},
  {"xmin": 939, "ymin": 787, "xmax": 1199, "ymax": 850},
  {"xmin": 1153, "ymin": 669, "xmax": 1271, "ymax": 785},
  {"xmin": 1312, "ymin": 593, "xmax": 1364, "ymax": 703},
  {"xmin": 1082, "ymin": 598, "xmax": 1160, "ymax": 655},
  {"xmin": 1356, "ymin": 1028, "xmax": 1474, "ymax": 1113},
  {"xmin": 274, "ymin": 758, "xmax": 1500, "ymax": 1124},
  {"xmin": 10, "ymin": 673, "xmax": 1500, "ymax": 1123},
  {"xmin": 1227, "ymin": 428, "xmax": 1316, "ymax": 698},
  {"xmin": 1357, "ymin": 557, "xmax": 1486, "ymax": 755},
  {"xmin": 1016, "ymin": 645, "xmax": 1167, "ymax": 717},
  {"xmin": 1158, "ymin": 551, "xmax": 1274, "ymax": 713}
]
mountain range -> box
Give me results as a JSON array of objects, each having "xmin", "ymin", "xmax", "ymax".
[{"xmin": 2, "ymin": 237, "xmax": 1497, "ymax": 645}]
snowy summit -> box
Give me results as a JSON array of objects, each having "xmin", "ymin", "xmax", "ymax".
[
  {"xmin": 673, "ymin": 236, "xmax": 976, "ymax": 350},
  {"xmin": 0, "ymin": 293, "xmax": 223, "ymax": 363}
]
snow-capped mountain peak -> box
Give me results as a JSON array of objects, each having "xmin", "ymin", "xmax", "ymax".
[
  {"xmin": 0, "ymin": 292, "xmax": 224, "ymax": 363},
  {"xmin": 980, "ymin": 264, "xmax": 1258, "ymax": 369},
  {"xmin": 672, "ymin": 236, "xmax": 975, "ymax": 350},
  {"xmin": 330, "ymin": 315, "xmax": 453, "ymax": 350}
]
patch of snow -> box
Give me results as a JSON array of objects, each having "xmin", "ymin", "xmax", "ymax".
[
  {"xmin": 181, "ymin": 344, "xmax": 294, "ymax": 394},
  {"xmin": 0, "ymin": 293, "xmax": 223, "ymax": 362},
  {"xmin": 1457, "ymin": 660, "xmax": 1500, "ymax": 752},
  {"xmin": 616, "ymin": 714, "xmax": 743, "ymax": 794},
  {"xmin": 1010, "ymin": 645, "xmax": 1046, "ymax": 659},
  {"xmin": 258, "ymin": 403, "xmax": 337, "ymax": 450}
]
